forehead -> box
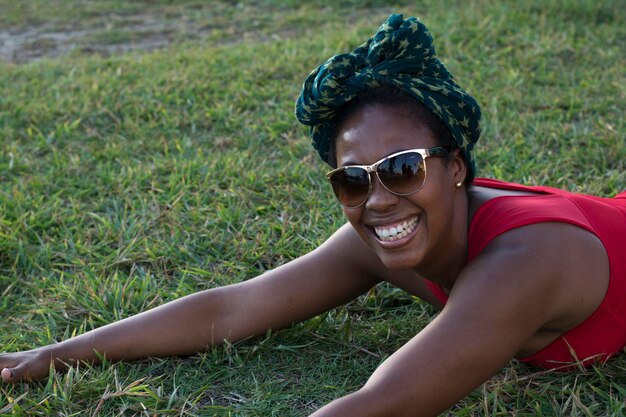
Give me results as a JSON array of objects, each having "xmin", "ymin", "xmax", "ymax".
[{"xmin": 335, "ymin": 104, "xmax": 437, "ymax": 166}]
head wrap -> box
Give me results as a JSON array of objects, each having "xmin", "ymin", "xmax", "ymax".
[{"xmin": 295, "ymin": 13, "xmax": 481, "ymax": 180}]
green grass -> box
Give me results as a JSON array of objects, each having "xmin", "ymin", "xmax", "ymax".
[{"xmin": 0, "ymin": 0, "xmax": 625, "ymax": 415}]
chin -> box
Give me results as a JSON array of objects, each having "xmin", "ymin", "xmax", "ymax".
[{"xmin": 376, "ymin": 250, "xmax": 422, "ymax": 271}]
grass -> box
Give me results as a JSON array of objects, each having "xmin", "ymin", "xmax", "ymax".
[{"xmin": 0, "ymin": 0, "xmax": 625, "ymax": 415}]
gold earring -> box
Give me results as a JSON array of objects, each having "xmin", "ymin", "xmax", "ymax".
[{"xmin": 455, "ymin": 181, "xmax": 463, "ymax": 188}]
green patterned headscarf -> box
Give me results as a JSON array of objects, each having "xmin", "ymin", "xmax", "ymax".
[{"xmin": 295, "ymin": 14, "xmax": 481, "ymax": 180}]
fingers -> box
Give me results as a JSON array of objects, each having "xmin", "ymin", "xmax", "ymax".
[
  {"xmin": 2, "ymin": 363, "xmax": 37, "ymax": 383},
  {"xmin": 0, "ymin": 351, "xmax": 53, "ymax": 383},
  {"xmin": 0, "ymin": 349, "xmax": 47, "ymax": 383},
  {"xmin": 2, "ymin": 364, "xmax": 37, "ymax": 383},
  {"xmin": 1, "ymin": 367, "xmax": 14, "ymax": 382}
]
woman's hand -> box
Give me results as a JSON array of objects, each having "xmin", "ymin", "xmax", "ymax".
[{"xmin": 0, "ymin": 347, "xmax": 59, "ymax": 383}]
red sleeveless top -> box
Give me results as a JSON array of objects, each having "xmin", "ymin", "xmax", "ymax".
[{"xmin": 425, "ymin": 178, "xmax": 626, "ymax": 369}]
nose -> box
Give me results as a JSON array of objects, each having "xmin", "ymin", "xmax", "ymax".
[{"xmin": 364, "ymin": 172, "xmax": 400, "ymax": 211}]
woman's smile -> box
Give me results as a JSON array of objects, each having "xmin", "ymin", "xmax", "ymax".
[{"xmin": 370, "ymin": 215, "xmax": 421, "ymax": 244}]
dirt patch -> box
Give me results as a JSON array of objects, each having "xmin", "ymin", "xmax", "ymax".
[
  {"xmin": 0, "ymin": 5, "xmax": 397, "ymax": 64},
  {"xmin": 0, "ymin": 13, "xmax": 214, "ymax": 63}
]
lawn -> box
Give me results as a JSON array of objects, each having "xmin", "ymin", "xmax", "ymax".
[{"xmin": 0, "ymin": 0, "xmax": 625, "ymax": 415}]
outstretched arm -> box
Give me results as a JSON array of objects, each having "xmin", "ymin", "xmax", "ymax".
[
  {"xmin": 0, "ymin": 224, "xmax": 384, "ymax": 383},
  {"xmin": 308, "ymin": 222, "xmax": 605, "ymax": 417}
]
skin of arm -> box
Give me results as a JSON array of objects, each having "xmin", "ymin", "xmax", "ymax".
[
  {"xmin": 308, "ymin": 222, "xmax": 609, "ymax": 417},
  {"xmin": 0, "ymin": 224, "xmax": 394, "ymax": 383}
]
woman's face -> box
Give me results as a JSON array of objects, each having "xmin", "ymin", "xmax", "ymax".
[{"xmin": 334, "ymin": 103, "xmax": 467, "ymax": 274}]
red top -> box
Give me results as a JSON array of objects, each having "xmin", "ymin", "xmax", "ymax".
[{"xmin": 425, "ymin": 178, "xmax": 626, "ymax": 369}]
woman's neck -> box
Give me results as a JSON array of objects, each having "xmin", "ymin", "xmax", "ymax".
[{"xmin": 412, "ymin": 190, "xmax": 469, "ymax": 289}]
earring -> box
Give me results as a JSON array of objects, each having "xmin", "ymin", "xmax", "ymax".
[{"xmin": 455, "ymin": 181, "xmax": 463, "ymax": 188}]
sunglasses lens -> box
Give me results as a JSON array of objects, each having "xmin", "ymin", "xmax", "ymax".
[
  {"xmin": 378, "ymin": 152, "xmax": 425, "ymax": 194},
  {"xmin": 329, "ymin": 168, "xmax": 370, "ymax": 207}
]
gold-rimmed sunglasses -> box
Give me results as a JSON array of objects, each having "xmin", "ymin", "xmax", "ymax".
[{"xmin": 326, "ymin": 146, "xmax": 450, "ymax": 208}]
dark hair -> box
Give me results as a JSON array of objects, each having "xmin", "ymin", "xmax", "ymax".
[{"xmin": 327, "ymin": 83, "xmax": 465, "ymax": 179}]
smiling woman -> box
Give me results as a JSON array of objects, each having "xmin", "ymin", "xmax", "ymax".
[
  {"xmin": 1, "ymin": 12, "xmax": 626, "ymax": 417},
  {"xmin": 329, "ymin": 102, "xmax": 468, "ymax": 275}
]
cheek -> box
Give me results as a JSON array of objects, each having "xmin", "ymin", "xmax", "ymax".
[
  {"xmin": 342, "ymin": 207, "xmax": 360, "ymax": 225},
  {"xmin": 421, "ymin": 192, "xmax": 454, "ymax": 231},
  {"xmin": 343, "ymin": 208, "xmax": 368, "ymax": 236}
]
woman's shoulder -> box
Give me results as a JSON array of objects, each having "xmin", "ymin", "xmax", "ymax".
[
  {"xmin": 467, "ymin": 178, "xmax": 540, "ymax": 220},
  {"xmin": 466, "ymin": 178, "xmax": 622, "ymax": 235},
  {"xmin": 464, "ymin": 178, "xmax": 603, "ymax": 262}
]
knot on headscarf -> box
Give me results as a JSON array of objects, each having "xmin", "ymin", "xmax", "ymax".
[{"xmin": 295, "ymin": 14, "xmax": 481, "ymax": 180}]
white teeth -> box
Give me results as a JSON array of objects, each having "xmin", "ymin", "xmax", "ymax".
[{"xmin": 373, "ymin": 217, "xmax": 419, "ymax": 242}]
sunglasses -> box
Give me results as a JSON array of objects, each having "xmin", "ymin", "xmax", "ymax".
[{"xmin": 326, "ymin": 146, "xmax": 450, "ymax": 208}]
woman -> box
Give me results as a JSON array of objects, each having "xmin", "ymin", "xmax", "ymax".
[{"xmin": 2, "ymin": 14, "xmax": 625, "ymax": 417}]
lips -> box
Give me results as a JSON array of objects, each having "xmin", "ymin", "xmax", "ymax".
[{"xmin": 372, "ymin": 216, "xmax": 419, "ymax": 242}]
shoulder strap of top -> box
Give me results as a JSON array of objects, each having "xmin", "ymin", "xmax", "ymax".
[{"xmin": 472, "ymin": 177, "xmax": 569, "ymax": 195}]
